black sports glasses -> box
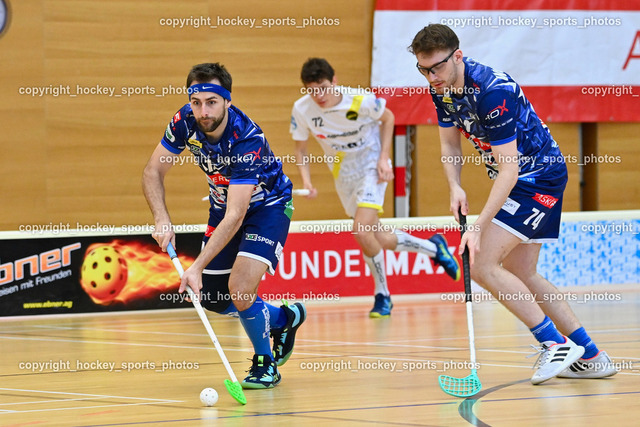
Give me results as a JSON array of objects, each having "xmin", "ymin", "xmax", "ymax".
[{"xmin": 416, "ymin": 48, "xmax": 459, "ymax": 76}]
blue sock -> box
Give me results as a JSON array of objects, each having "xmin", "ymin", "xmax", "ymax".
[
  {"xmin": 569, "ymin": 327, "xmax": 599, "ymax": 359},
  {"xmin": 530, "ymin": 316, "xmax": 564, "ymax": 344},
  {"xmin": 218, "ymin": 297, "xmax": 285, "ymax": 326},
  {"xmin": 262, "ymin": 298, "xmax": 287, "ymax": 329},
  {"xmin": 238, "ymin": 298, "xmax": 272, "ymax": 359}
]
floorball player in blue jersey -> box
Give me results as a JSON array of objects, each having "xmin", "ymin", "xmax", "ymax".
[
  {"xmin": 410, "ymin": 24, "xmax": 616, "ymax": 384},
  {"xmin": 143, "ymin": 63, "xmax": 306, "ymax": 389}
]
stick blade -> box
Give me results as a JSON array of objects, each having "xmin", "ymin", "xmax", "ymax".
[
  {"xmin": 438, "ymin": 372, "xmax": 482, "ymax": 398},
  {"xmin": 224, "ymin": 379, "xmax": 247, "ymax": 405}
]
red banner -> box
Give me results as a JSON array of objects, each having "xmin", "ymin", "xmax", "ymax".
[{"xmin": 261, "ymin": 228, "xmax": 463, "ymax": 300}]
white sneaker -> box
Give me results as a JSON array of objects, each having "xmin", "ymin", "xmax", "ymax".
[
  {"xmin": 530, "ymin": 337, "xmax": 584, "ymax": 385},
  {"xmin": 557, "ymin": 350, "xmax": 618, "ymax": 379}
]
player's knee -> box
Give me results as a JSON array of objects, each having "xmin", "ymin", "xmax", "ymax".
[
  {"xmin": 470, "ymin": 262, "xmax": 491, "ymax": 286},
  {"xmin": 200, "ymin": 273, "xmax": 234, "ymax": 314},
  {"xmin": 224, "ymin": 278, "xmax": 249, "ymax": 311},
  {"xmin": 352, "ymin": 228, "xmax": 376, "ymax": 247},
  {"xmin": 503, "ymin": 262, "xmax": 536, "ymax": 282}
]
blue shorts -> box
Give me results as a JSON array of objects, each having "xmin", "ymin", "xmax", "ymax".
[
  {"xmin": 492, "ymin": 178, "xmax": 566, "ymax": 243},
  {"xmin": 202, "ymin": 201, "xmax": 292, "ymax": 275}
]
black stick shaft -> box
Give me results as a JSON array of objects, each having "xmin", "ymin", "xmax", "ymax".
[{"xmin": 459, "ymin": 209, "xmax": 472, "ymax": 302}]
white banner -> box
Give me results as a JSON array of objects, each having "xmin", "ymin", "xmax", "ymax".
[{"xmin": 372, "ymin": 10, "xmax": 640, "ymax": 87}]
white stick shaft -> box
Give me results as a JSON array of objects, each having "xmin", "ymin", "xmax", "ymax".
[
  {"xmin": 169, "ymin": 252, "xmax": 239, "ymax": 383},
  {"xmin": 465, "ymin": 300, "xmax": 477, "ymax": 366}
]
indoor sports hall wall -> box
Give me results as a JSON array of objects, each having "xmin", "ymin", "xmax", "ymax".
[
  {"xmin": 1, "ymin": 0, "xmax": 639, "ymax": 233},
  {"xmin": 0, "ymin": 0, "xmax": 381, "ymax": 230}
]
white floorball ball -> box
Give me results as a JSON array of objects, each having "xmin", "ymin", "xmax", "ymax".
[{"xmin": 200, "ymin": 387, "xmax": 218, "ymax": 406}]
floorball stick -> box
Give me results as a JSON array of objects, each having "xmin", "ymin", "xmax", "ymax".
[
  {"xmin": 201, "ymin": 188, "xmax": 310, "ymax": 201},
  {"xmin": 166, "ymin": 243, "xmax": 247, "ymax": 405},
  {"xmin": 438, "ymin": 211, "xmax": 482, "ymax": 397}
]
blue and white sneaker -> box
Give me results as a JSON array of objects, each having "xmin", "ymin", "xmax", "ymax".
[
  {"xmin": 369, "ymin": 293, "xmax": 393, "ymax": 318},
  {"xmin": 429, "ymin": 234, "xmax": 461, "ymax": 281},
  {"xmin": 271, "ymin": 302, "xmax": 307, "ymax": 366},
  {"xmin": 241, "ymin": 354, "xmax": 281, "ymax": 389}
]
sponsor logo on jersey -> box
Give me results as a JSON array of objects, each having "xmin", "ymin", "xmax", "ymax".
[
  {"xmin": 243, "ymin": 147, "xmax": 262, "ymax": 162},
  {"xmin": 290, "ymin": 115, "xmax": 297, "ymax": 130},
  {"xmin": 346, "ymin": 95, "xmax": 364, "ymax": 120},
  {"xmin": 532, "ymin": 193, "xmax": 558, "ymax": 208},
  {"xmin": 187, "ymin": 138, "xmax": 202, "ymax": 148},
  {"xmin": 485, "ymin": 99, "xmax": 509, "ymax": 121},
  {"xmin": 446, "ymin": 104, "xmax": 456, "ymax": 113},
  {"xmin": 172, "ymin": 111, "xmax": 181, "ymax": 123},
  {"xmin": 165, "ymin": 124, "xmax": 176, "ymax": 142},
  {"xmin": 316, "ymin": 134, "xmax": 326, "ymax": 139},
  {"xmin": 207, "ymin": 173, "xmax": 230, "ymax": 186},
  {"xmin": 187, "ymin": 136, "xmax": 202, "ymax": 155},
  {"xmin": 373, "ymin": 98, "xmax": 383, "ymax": 113}
]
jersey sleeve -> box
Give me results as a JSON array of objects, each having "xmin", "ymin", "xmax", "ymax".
[
  {"xmin": 227, "ymin": 135, "xmax": 266, "ymax": 185},
  {"xmin": 290, "ymin": 103, "xmax": 310, "ymax": 141},
  {"xmin": 160, "ymin": 108, "xmax": 188, "ymax": 154},
  {"xmin": 478, "ymin": 89, "xmax": 518, "ymax": 146},
  {"xmin": 359, "ymin": 94, "xmax": 387, "ymax": 121}
]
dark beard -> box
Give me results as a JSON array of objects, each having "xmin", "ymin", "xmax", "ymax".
[{"xmin": 196, "ymin": 108, "xmax": 226, "ymax": 133}]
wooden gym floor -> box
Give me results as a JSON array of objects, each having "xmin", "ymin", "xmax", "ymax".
[{"xmin": 1, "ymin": 289, "xmax": 639, "ymax": 426}]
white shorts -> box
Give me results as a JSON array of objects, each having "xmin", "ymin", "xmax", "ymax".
[{"xmin": 335, "ymin": 170, "xmax": 387, "ymax": 218}]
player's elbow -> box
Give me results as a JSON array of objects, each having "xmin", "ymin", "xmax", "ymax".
[
  {"xmin": 498, "ymin": 163, "xmax": 519, "ymax": 187},
  {"xmin": 142, "ymin": 162, "xmax": 159, "ymax": 187},
  {"xmin": 381, "ymin": 108, "xmax": 395, "ymax": 126},
  {"xmin": 224, "ymin": 210, "xmax": 246, "ymax": 232}
]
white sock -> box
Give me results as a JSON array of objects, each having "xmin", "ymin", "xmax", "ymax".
[
  {"xmin": 363, "ymin": 250, "xmax": 389, "ymax": 297},
  {"xmin": 395, "ymin": 231, "xmax": 436, "ymax": 257}
]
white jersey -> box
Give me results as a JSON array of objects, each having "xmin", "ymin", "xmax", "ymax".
[{"xmin": 290, "ymin": 87, "xmax": 386, "ymax": 179}]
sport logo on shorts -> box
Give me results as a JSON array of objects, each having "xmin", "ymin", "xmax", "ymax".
[
  {"xmin": 532, "ymin": 193, "xmax": 558, "ymax": 208},
  {"xmin": 245, "ymin": 233, "xmax": 275, "ymax": 246}
]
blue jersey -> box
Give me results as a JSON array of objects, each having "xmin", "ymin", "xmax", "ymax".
[
  {"xmin": 432, "ymin": 58, "xmax": 566, "ymax": 187},
  {"xmin": 161, "ymin": 104, "xmax": 292, "ymax": 212}
]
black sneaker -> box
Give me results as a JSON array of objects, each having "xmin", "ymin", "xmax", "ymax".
[
  {"xmin": 241, "ymin": 354, "xmax": 281, "ymax": 389},
  {"xmin": 270, "ymin": 301, "xmax": 307, "ymax": 366}
]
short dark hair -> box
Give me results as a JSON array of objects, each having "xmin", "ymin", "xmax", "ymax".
[
  {"xmin": 409, "ymin": 24, "xmax": 459, "ymax": 56},
  {"xmin": 186, "ymin": 63, "xmax": 232, "ymax": 92},
  {"xmin": 300, "ymin": 58, "xmax": 335, "ymax": 84}
]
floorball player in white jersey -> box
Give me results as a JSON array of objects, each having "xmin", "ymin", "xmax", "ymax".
[{"xmin": 290, "ymin": 58, "xmax": 460, "ymax": 317}]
